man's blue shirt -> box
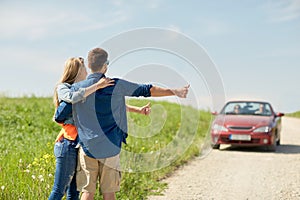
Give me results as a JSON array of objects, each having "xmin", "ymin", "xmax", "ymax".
[{"xmin": 71, "ymin": 73, "xmax": 152, "ymax": 159}]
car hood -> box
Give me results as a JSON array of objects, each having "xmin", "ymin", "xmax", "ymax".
[{"xmin": 214, "ymin": 115, "xmax": 273, "ymax": 128}]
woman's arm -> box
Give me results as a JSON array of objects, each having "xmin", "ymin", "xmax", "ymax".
[
  {"xmin": 83, "ymin": 78, "xmax": 114, "ymax": 98},
  {"xmin": 57, "ymin": 78, "xmax": 114, "ymax": 104},
  {"xmin": 126, "ymin": 102, "xmax": 151, "ymax": 115}
]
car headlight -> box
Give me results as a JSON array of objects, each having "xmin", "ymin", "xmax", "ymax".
[
  {"xmin": 253, "ymin": 126, "xmax": 271, "ymax": 133},
  {"xmin": 212, "ymin": 124, "xmax": 228, "ymax": 133}
]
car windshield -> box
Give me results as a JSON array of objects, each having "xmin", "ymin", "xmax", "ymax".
[{"xmin": 220, "ymin": 102, "xmax": 273, "ymax": 116}]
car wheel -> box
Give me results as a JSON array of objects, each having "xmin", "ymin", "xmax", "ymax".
[
  {"xmin": 212, "ymin": 144, "xmax": 220, "ymax": 149},
  {"xmin": 276, "ymin": 138, "xmax": 280, "ymax": 145},
  {"xmin": 276, "ymin": 131, "xmax": 281, "ymax": 145},
  {"xmin": 266, "ymin": 144, "xmax": 276, "ymax": 152}
]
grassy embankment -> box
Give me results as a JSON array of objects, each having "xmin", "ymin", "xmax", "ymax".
[
  {"xmin": 286, "ymin": 111, "xmax": 300, "ymax": 118},
  {"xmin": 0, "ymin": 97, "xmax": 211, "ymax": 199}
]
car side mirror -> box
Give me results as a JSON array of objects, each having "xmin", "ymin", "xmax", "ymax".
[
  {"xmin": 276, "ymin": 112, "xmax": 284, "ymax": 117},
  {"xmin": 211, "ymin": 111, "xmax": 218, "ymax": 115}
]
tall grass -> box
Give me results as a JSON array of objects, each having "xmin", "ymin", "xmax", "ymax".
[
  {"xmin": 286, "ymin": 111, "xmax": 300, "ymax": 118},
  {"xmin": 0, "ymin": 97, "xmax": 58, "ymax": 199},
  {"xmin": 0, "ymin": 97, "xmax": 211, "ymax": 199}
]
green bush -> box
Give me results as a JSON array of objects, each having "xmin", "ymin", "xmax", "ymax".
[{"xmin": 0, "ymin": 97, "xmax": 210, "ymax": 199}]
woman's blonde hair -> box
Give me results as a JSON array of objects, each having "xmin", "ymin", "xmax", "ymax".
[{"xmin": 53, "ymin": 57, "xmax": 84, "ymax": 106}]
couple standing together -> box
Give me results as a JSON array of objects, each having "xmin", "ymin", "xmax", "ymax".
[{"xmin": 49, "ymin": 48, "xmax": 190, "ymax": 200}]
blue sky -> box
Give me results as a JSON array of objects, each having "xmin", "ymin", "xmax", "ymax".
[{"xmin": 0, "ymin": 0, "xmax": 299, "ymax": 112}]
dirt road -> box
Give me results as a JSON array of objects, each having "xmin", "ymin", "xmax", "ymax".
[{"xmin": 148, "ymin": 117, "xmax": 300, "ymax": 200}]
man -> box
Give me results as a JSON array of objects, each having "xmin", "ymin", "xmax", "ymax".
[
  {"xmin": 255, "ymin": 103, "xmax": 266, "ymax": 114},
  {"xmin": 71, "ymin": 48, "xmax": 189, "ymax": 200}
]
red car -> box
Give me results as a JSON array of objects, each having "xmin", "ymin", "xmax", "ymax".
[{"xmin": 211, "ymin": 101, "xmax": 284, "ymax": 151}]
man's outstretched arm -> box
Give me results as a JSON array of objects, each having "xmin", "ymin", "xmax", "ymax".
[{"xmin": 150, "ymin": 84, "xmax": 190, "ymax": 98}]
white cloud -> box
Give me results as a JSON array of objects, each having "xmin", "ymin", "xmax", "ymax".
[
  {"xmin": 0, "ymin": 4, "xmax": 129, "ymax": 40},
  {"xmin": 78, "ymin": 10, "xmax": 130, "ymax": 33},
  {"xmin": 263, "ymin": 0, "xmax": 300, "ymax": 22},
  {"xmin": 0, "ymin": 46, "xmax": 65, "ymax": 97},
  {"xmin": 111, "ymin": 0, "xmax": 161, "ymax": 10},
  {"xmin": 167, "ymin": 25, "xmax": 182, "ymax": 33},
  {"xmin": 111, "ymin": 0, "xmax": 123, "ymax": 7},
  {"xmin": 147, "ymin": 0, "xmax": 161, "ymax": 9},
  {"xmin": 193, "ymin": 18, "xmax": 233, "ymax": 36},
  {"xmin": 257, "ymin": 47, "xmax": 300, "ymax": 58},
  {"xmin": 0, "ymin": 46, "xmax": 63, "ymax": 73}
]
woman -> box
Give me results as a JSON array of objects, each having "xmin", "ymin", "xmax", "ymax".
[{"xmin": 48, "ymin": 57, "xmax": 150, "ymax": 200}]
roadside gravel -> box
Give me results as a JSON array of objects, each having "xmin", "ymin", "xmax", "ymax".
[{"xmin": 148, "ymin": 117, "xmax": 300, "ymax": 200}]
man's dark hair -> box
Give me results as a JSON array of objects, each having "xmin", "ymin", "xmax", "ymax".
[{"xmin": 88, "ymin": 48, "xmax": 108, "ymax": 72}]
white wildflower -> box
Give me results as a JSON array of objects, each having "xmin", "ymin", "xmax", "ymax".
[
  {"xmin": 38, "ymin": 175, "xmax": 44, "ymax": 182},
  {"xmin": 1, "ymin": 185, "xmax": 5, "ymax": 190}
]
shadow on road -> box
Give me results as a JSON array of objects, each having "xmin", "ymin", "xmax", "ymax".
[
  {"xmin": 276, "ymin": 144, "xmax": 300, "ymax": 154},
  {"xmin": 219, "ymin": 144, "xmax": 300, "ymax": 154}
]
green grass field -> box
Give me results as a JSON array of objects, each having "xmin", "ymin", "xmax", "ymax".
[{"xmin": 0, "ymin": 97, "xmax": 211, "ymax": 199}]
